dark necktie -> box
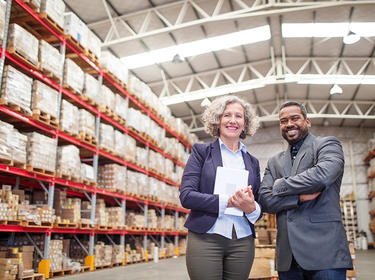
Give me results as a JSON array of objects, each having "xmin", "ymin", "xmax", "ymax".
[{"xmin": 291, "ymin": 146, "xmax": 298, "ymax": 164}]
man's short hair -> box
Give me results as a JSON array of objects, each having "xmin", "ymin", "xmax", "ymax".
[{"xmin": 279, "ymin": 101, "xmax": 307, "ymax": 119}]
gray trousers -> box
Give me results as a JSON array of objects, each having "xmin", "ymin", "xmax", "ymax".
[{"xmin": 186, "ymin": 231, "xmax": 255, "ymax": 280}]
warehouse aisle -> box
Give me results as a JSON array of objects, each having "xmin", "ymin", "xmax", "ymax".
[
  {"xmin": 355, "ymin": 249, "xmax": 375, "ymax": 280},
  {"xmin": 62, "ymin": 256, "xmax": 189, "ymax": 280}
]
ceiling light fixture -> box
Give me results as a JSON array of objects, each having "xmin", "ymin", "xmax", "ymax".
[
  {"xmin": 172, "ymin": 53, "xmax": 184, "ymax": 63},
  {"xmin": 343, "ymin": 30, "xmax": 360, "ymax": 44},
  {"xmin": 329, "ymin": 84, "xmax": 343, "ymax": 95},
  {"xmin": 200, "ymin": 98, "xmax": 211, "ymax": 107}
]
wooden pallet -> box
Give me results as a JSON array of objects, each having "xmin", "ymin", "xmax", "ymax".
[
  {"xmin": 7, "ymin": 46, "xmax": 39, "ymax": 69},
  {"xmin": 0, "ymin": 157, "xmax": 13, "ymax": 166},
  {"xmin": 39, "ymin": 66, "xmax": 61, "ymax": 84},
  {"xmin": 49, "ymin": 268, "xmax": 73, "ymax": 278},
  {"xmin": 79, "ymin": 222, "xmax": 91, "ymax": 229},
  {"xmin": 56, "ymin": 172, "xmax": 82, "ymax": 183},
  {"xmin": 111, "ymin": 262, "xmax": 122, "ymax": 267},
  {"xmin": 95, "ymin": 263, "xmax": 112, "ymax": 270},
  {"xmin": 64, "ymin": 34, "xmax": 86, "ymax": 54},
  {"xmin": 39, "ymin": 13, "xmax": 64, "ymax": 34},
  {"xmin": 0, "ymin": 97, "xmax": 32, "ymax": 116},
  {"xmin": 96, "ymin": 225, "xmax": 107, "ymax": 230},
  {"xmin": 23, "ymin": 220, "xmax": 52, "ymax": 228},
  {"xmin": 0, "ymin": 219, "xmax": 23, "ymax": 225},
  {"xmin": 80, "ymin": 266, "xmax": 90, "ymax": 273},
  {"xmin": 82, "ymin": 179, "xmax": 98, "ymax": 187},
  {"xmin": 26, "ymin": 165, "xmax": 55, "ymax": 177},
  {"xmin": 53, "ymin": 222, "xmax": 78, "ymax": 229},
  {"xmin": 23, "ymin": 0, "xmax": 40, "ymax": 13},
  {"xmin": 98, "ymin": 104, "xmax": 115, "ymax": 118},
  {"xmin": 12, "ymin": 160, "xmax": 27, "ymax": 169},
  {"xmin": 79, "ymin": 132, "xmax": 98, "ymax": 147},
  {"xmin": 84, "ymin": 49, "xmax": 100, "ymax": 66},
  {"xmin": 62, "ymin": 83, "xmax": 83, "ymax": 97},
  {"xmin": 20, "ymin": 273, "xmax": 45, "ymax": 280},
  {"xmin": 32, "ymin": 109, "xmax": 59, "ymax": 129}
]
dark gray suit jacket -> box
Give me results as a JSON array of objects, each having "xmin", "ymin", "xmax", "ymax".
[{"xmin": 259, "ymin": 133, "xmax": 353, "ymax": 271}]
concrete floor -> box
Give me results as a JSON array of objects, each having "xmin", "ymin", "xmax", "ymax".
[{"xmin": 61, "ymin": 250, "xmax": 375, "ymax": 280}]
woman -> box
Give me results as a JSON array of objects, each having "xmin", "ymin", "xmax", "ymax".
[{"xmin": 180, "ymin": 95, "xmax": 261, "ymax": 280}]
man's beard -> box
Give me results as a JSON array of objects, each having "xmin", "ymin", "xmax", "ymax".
[{"xmin": 282, "ymin": 126, "xmax": 308, "ymax": 145}]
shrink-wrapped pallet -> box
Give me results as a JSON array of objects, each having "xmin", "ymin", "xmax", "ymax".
[
  {"xmin": 99, "ymin": 123, "xmax": 115, "ymax": 151},
  {"xmin": 87, "ymin": 29, "xmax": 101, "ymax": 60},
  {"xmin": 101, "ymin": 51, "xmax": 128, "ymax": 85},
  {"xmin": 40, "ymin": 0, "xmax": 65, "ymax": 30},
  {"xmin": 9, "ymin": 128, "xmax": 28, "ymax": 165},
  {"xmin": 81, "ymin": 163, "xmax": 95, "ymax": 182},
  {"xmin": 137, "ymin": 173, "xmax": 148, "ymax": 197},
  {"xmin": 78, "ymin": 109, "xmax": 95, "ymax": 137},
  {"xmin": 136, "ymin": 147, "xmax": 148, "ymax": 168},
  {"xmin": 95, "ymin": 199, "xmax": 107, "ymax": 226},
  {"xmin": 98, "ymin": 164, "xmax": 126, "ymax": 193},
  {"xmin": 0, "ymin": 1, "xmax": 5, "ymax": 42},
  {"xmin": 127, "ymin": 108, "xmax": 140, "ymax": 131},
  {"xmin": 63, "ymin": 58, "xmax": 84, "ymax": 93},
  {"xmin": 114, "ymin": 130, "xmax": 126, "ymax": 159},
  {"xmin": 25, "ymin": 132, "xmax": 57, "ymax": 172},
  {"xmin": 39, "ymin": 40, "xmax": 64, "ymax": 81},
  {"xmin": 64, "ymin": 12, "xmax": 88, "ymax": 48},
  {"xmin": 94, "ymin": 242, "xmax": 112, "ymax": 266},
  {"xmin": 115, "ymin": 94, "xmax": 128, "ymax": 121},
  {"xmin": 126, "ymin": 170, "xmax": 138, "ymax": 194},
  {"xmin": 142, "ymin": 114, "xmax": 150, "ymax": 135},
  {"xmin": 60, "ymin": 100, "xmax": 79, "ymax": 135},
  {"xmin": 125, "ymin": 134, "xmax": 136, "ymax": 163},
  {"xmin": 112, "ymin": 245, "xmax": 124, "ymax": 264},
  {"xmin": 7, "ymin": 24, "xmax": 39, "ymax": 66},
  {"xmin": 31, "ymin": 80, "xmax": 59, "ymax": 119},
  {"xmin": 83, "ymin": 73, "xmax": 101, "ymax": 104},
  {"xmin": 0, "ymin": 120, "xmax": 13, "ymax": 161},
  {"xmin": 102, "ymin": 84, "xmax": 115, "ymax": 111},
  {"xmin": 61, "ymin": 197, "xmax": 81, "ymax": 223},
  {"xmin": 49, "ymin": 240, "xmax": 63, "ymax": 271},
  {"xmin": 149, "ymin": 120, "xmax": 165, "ymax": 145},
  {"xmin": 165, "ymin": 158, "xmax": 173, "ymax": 178},
  {"xmin": 148, "ymin": 209, "xmax": 158, "ymax": 229},
  {"xmin": 1, "ymin": 65, "xmax": 33, "ymax": 114},
  {"xmin": 57, "ymin": 145, "xmax": 81, "ymax": 178},
  {"xmin": 106, "ymin": 207, "xmax": 124, "ymax": 227}
]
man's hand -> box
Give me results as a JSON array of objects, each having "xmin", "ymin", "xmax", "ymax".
[
  {"xmin": 299, "ymin": 192, "xmax": 321, "ymax": 203},
  {"xmin": 228, "ymin": 186, "xmax": 256, "ymax": 214}
]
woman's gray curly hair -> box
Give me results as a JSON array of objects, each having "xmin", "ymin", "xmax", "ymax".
[{"xmin": 202, "ymin": 95, "xmax": 259, "ymax": 139}]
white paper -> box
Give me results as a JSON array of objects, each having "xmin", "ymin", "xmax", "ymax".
[{"xmin": 214, "ymin": 166, "xmax": 249, "ymax": 216}]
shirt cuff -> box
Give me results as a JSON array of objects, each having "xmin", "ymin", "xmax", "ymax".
[
  {"xmin": 218, "ymin": 194, "xmax": 229, "ymax": 217},
  {"xmin": 245, "ymin": 202, "xmax": 261, "ymax": 224}
]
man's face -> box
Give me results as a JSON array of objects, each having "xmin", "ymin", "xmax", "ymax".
[{"xmin": 279, "ymin": 105, "xmax": 311, "ymax": 145}]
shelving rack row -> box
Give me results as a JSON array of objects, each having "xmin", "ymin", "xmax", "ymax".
[{"xmin": 0, "ymin": 0, "xmax": 190, "ymax": 278}]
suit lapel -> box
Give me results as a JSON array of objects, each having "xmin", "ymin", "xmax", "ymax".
[
  {"xmin": 242, "ymin": 151, "xmax": 253, "ymax": 185},
  {"xmin": 290, "ymin": 134, "xmax": 314, "ymax": 175},
  {"xmin": 211, "ymin": 139, "xmax": 223, "ymax": 171},
  {"xmin": 282, "ymin": 146, "xmax": 293, "ymax": 177}
]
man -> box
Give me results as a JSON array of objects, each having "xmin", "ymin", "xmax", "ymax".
[{"xmin": 259, "ymin": 101, "xmax": 353, "ymax": 280}]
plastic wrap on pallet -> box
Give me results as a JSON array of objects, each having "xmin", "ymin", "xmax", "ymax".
[
  {"xmin": 31, "ymin": 80, "xmax": 59, "ymax": 119},
  {"xmin": 106, "ymin": 207, "xmax": 124, "ymax": 227},
  {"xmin": 39, "ymin": 40, "xmax": 64, "ymax": 81},
  {"xmin": 101, "ymin": 51, "xmax": 128, "ymax": 85},
  {"xmin": 80, "ymin": 163, "xmax": 95, "ymax": 182},
  {"xmin": 1, "ymin": 65, "xmax": 33, "ymax": 114},
  {"xmin": 25, "ymin": 132, "xmax": 57, "ymax": 172},
  {"xmin": 165, "ymin": 157, "xmax": 173, "ymax": 179},
  {"xmin": 124, "ymin": 134, "xmax": 136, "ymax": 163},
  {"xmin": 83, "ymin": 73, "xmax": 101, "ymax": 104},
  {"xmin": 149, "ymin": 177, "xmax": 158, "ymax": 198},
  {"xmin": 136, "ymin": 147, "xmax": 148, "ymax": 168},
  {"xmin": 0, "ymin": 120, "xmax": 13, "ymax": 160},
  {"xmin": 64, "ymin": 12, "xmax": 88, "ymax": 48},
  {"xmin": 95, "ymin": 199, "xmax": 107, "ymax": 226},
  {"xmin": 60, "ymin": 99, "xmax": 79, "ymax": 135},
  {"xmin": 57, "ymin": 145, "xmax": 81, "ymax": 178},
  {"xmin": 63, "ymin": 58, "xmax": 84, "ymax": 94},
  {"xmin": 78, "ymin": 109, "xmax": 95, "ymax": 137},
  {"xmin": 126, "ymin": 170, "xmax": 138, "ymax": 194},
  {"xmin": 87, "ymin": 29, "xmax": 101, "ymax": 60},
  {"xmin": 98, "ymin": 164, "xmax": 126, "ymax": 193},
  {"xmin": 112, "ymin": 245, "xmax": 124, "ymax": 264},
  {"xmin": 61, "ymin": 197, "xmax": 81, "ymax": 224},
  {"xmin": 127, "ymin": 108, "xmax": 140, "ymax": 131},
  {"xmin": 7, "ymin": 24, "xmax": 39, "ymax": 66},
  {"xmin": 102, "ymin": 84, "xmax": 115, "ymax": 112},
  {"xmin": 137, "ymin": 172, "xmax": 148, "ymax": 197},
  {"xmin": 95, "ymin": 242, "xmax": 112, "ymax": 266},
  {"xmin": 142, "ymin": 114, "xmax": 150, "ymax": 135},
  {"xmin": 41, "ymin": 0, "xmax": 65, "ymax": 30},
  {"xmin": 114, "ymin": 130, "xmax": 126, "ymax": 159},
  {"xmin": 114, "ymin": 94, "xmax": 128, "ymax": 121},
  {"xmin": 99, "ymin": 123, "xmax": 115, "ymax": 151},
  {"xmin": 9, "ymin": 128, "xmax": 28, "ymax": 164},
  {"xmin": 49, "ymin": 240, "xmax": 63, "ymax": 271},
  {"xmin": 0, "ymin": 1, "xmax": 5, "ymax": 42}
]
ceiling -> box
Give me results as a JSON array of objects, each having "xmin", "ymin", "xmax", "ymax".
[{"xmin": 65, "ymin": 0, "xmax": 375, "ymax": 141}]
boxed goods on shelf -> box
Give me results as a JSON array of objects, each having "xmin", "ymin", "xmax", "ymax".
[
  {"xmin": 40, "ymin": 0, "xmax": 65, "ymax": 30},
  {"xmin": 0, "ymin": 1, "xmax": 5, "ymax": 42},
  {"xmin": 80, "ymin": 163, "xmax": 95, "ymax": 182},
  {"xmin": 149, "ymin": 120, "xmax": 165, "ymax": 146},
  {"xmin": 106, "ymin": 207, "xmax": 124, "ymax": 227},
  {"xmin": 112, "ymin": 245, "xmax": 124, "ymax": 264},
  {"xmin": 49, "ymin": 239, "xmax": 63, "ymax": 271},
  {"xmin": 95, "ymin": 242, "xmax": 112, "ymax": 266},
  {"xmin": 25, "ymin": 132, "xmax": 57, "ymax": 173},
  {"xmin": 178, "ymin": 238, "xmax": 187, "ymax": 255},
  {"xmin": 148, "ymin": 150, "xmax": 164, "ymax": 175},
  {"xmin": 87, "ymin": 29, "xmax": 101, "ymax": 60},
  {"xmin": 127, "ymin": 108, "xmax": 141, "ymax": 132},
  {"xmin": 137, "ymin": 172, "xmax": 148, "ymax": 198},
  {"xmin": 60, "ymin": 99, "xmax": 79, "ymax": 135},
  {"xmin": 147, "ymin": 209, "xmax": 158, "ymax": 229},
  {"xmin": 95, "ymin": 199, "xmax": 107, "ymax": 226},
  {"xmin": 114, "ymin": 130, "xmax": 126, "ymax": 159},
  {"xmin": 78, "ymin": 109, "xmax": 95, "ymax": 137},
  {"xmin": 63, "ymin": 58, "xmax": 84, "ymax": 94},
  {"xmin": 101, "ymin": 51, "xmax": 128, "ymax": 85},
  {"xmin": 39, "ymin": 40, "xmax": 64, "ymax": 81},
  {"xmin": 31, "ymin": 80, "xmax": 59, "ymax": 119},
  {"xmin": 57, "ymin": 145, "xmax": 81, "ymax": 179},
  {"xmin": 83, "ymin": 73, "xmax": 101, "ymax": 105},
  {"xmin": 99, "ymin": 123, "xmax": 115, "ymax": 151},
  {"xmin": 98, "ymin": 164, "xmax": 126, "ymax": 193},
  {"xmin": 114, "ymin": 94, "xmax": 128, "ymax": 121},
  {"xmin": 126, "ymin": 170, "xmax": 138, "ymax": 195},
  {"xmin": 64, "ymin": 12, "xmax": 88, "ymax": 48},
  {"xmin": 7, "ymin": 23, "xmax": 39, "ymax": 66},
  {"xmin": 0, "ymin": 121, "xmax": 15, "ymax": 161},
  {"xmin": 136, "ymin": 147, "xmax": 148, "ymax": 168},
  {"xmin": 124, "ymin": 134, "xmax": 136, "ymax": 163},
  {"xmin": 10, "ymin": 129, "xmax": 28, "ymax": 165},
  {"xmin": 165, "ymin": 158, "xmax": 174, "ymax": 179},
  {"xmin": 102, "ymin": 85, "xmax": 115, "ymax": 112},
  {"xmin": 61, "ymin": 198, "xmax": 81, "ymax": 224},
  {"xmin": 160, "ymin": 214, "xmax": 174, "ymax": 230},
  {"xmin": 0, "ymin": 257, "xmax": 18, "ymax": 280},
  {"xmin": 1, "ymin": 65, "xmax": 33, "ymax": 115}
]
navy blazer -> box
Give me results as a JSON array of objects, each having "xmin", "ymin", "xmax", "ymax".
[{"xmin": 179, "ymin": 139, "xmax": 261, "ymax": 236}]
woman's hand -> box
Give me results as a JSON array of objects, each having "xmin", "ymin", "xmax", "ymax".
[{"xmin": 228, "ymin": 186, "xmax": 256, "ymax": 214}]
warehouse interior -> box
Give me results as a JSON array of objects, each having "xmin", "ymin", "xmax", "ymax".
[{"xmin": 0, "ymin": 0, "xmax": 374, "ymax": 279}]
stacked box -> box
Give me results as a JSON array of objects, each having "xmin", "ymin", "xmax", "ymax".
[
  {"xmin": 159, "ymin": 214, "xmax": 174, "ymax": 230},
  {"xmin": 37, "ymin": 205, "xmax": 53, "ymax": 223},
  {"xmin": 178, "ymin": 238, "xmax": 187, "ymax": 255},
  {"xmin": 70, "ymin": 239, "xmax": 88, "ymax": 262},
  {"xmin": 112, "ymin": 245, "xmax": 124, "ymax": 264},
  {"xmin": 53, "ymin": 189, "xmax": 66, "ymax": 217},
  {"xmin": 61, "ymin": 198, "xmax": 81, "ymax": 223},
  {"xmin": 106, "ymin": 207, "xmax": 124, "ymax": 227},
  {"xmin": 80, "ymin": 201, "xmax": 91, "ymax": 221},
  {"xmin": 83, "ymin": 73, "xmax": 101, "ymax": 104},
  {"xmin": 80, "ymin": 163, "xmax": 95, "ymax": 182},
  {"xmin": 147, "ymin": 209, "xmax": 158, "ymax": 229},
  {"xmin": 102, "ymin": 85, "xmax": 115, "ymax": 111},
  {"xmin": 136, "ymin": 147, "xmax": 148, "ymax": 168},
  {"xmin": 1, "ymin": 65, "xmax": 33, "ymax": 114},
  {"xmin": 99, "ymin": 123, "xmax": 115, "ymax": 151},
  {"xmin": 7, "ymin": 24, "xmax": 39, "ymax": 66},
  {"xmin": 0, "ymin": 121, "xmax": 13, "ymax": 161},
  {"xmin": 94, "ymin": 242, "xmax": 112, "ymax": 266},
  {"xmin": 95, "ymin": 199, "xmax": 107, "ymax": 226},
  {"xmin": 125, "ymin": 134, "xmax": 136, "ymax": 162},
  {"xmin": 64, "ymin": 12, "xmax": 88, "ymax": 48},
  {"xmin": 126, "ymin": 170, "xmax": 139, "ymax": 194},
  {"xmin": 137, "ymin": 173, "xmax": 148, "ymax": 197},
  {"xmin": 114, "ymin": 130, "xmax": 127, "ymax": 159},
  {"xmin": 39, "ymin": 40, "xmax": 64, "ymax": 80},
  {"xmin": 98, "ymin": 164, "xmax": 126, "ymax": 193},
  {"xmin": 0, "ymin": 1, "xmax": 6, "ymax": 42},
  {"xmin": 114, "ymin": 94, "xmax": 128, "ymax": 121},
  {"xmin": 0, "ymin": 258, "xmax": 18, "ymax": 280},
  {"xmin": 40, "ymin": 0, "xmax": 65, "ymax": 29},
  {"xmin": 101, "ymin": 51, "xmax": 128, "ymax": 85},
  {"xmin": 25, "ymin": 132, "xmax": 57, "ymax": 172},
  {"xmin": 87, "ymin": 29, "xmax": 101, "ymax": 60},
  {"xmin": 165, "ymin": 158, "xmax": 174, "ymax": 179},
  {"xmin": 177, "ymin": 216, "xmax": 187, "ymax": 231},
  {"xmin": 60, "ymin": 100, "xmax": 79, "ymax": 135},
  {"xmin": 127, "ymin": 108, "xmax": 141, "ymax": 131},
  {"xmin": 78, "ymin": 109, "xmax": 95, "ymax": 137},
  {"xmin": 63, "ymin": 58, "xmax": 84, "ymax": 93},
  {"xmin": 18, "ymin": 246, "xmax": 34, "ymax": 272},
  {"xmin": 57, "ymin": 145, "xmax": 81, "ymax": 178},
  {"xmin": 149, "ymin": 120, "xmax": 165, "ymax": 146},
  {"xmin": 49, "ymin": 240, "xmax": 63, "ymax": 271},
  {"xmin": 31, "ymin": 80, "xmax": 59, "ymax": 119}
]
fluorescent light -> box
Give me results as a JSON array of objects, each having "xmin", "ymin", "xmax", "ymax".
[
  {"xmin": 329, "ymin": 84, "xmax": 343, "ymax": 95},
  {"xmin": 282, "ymin": 22, "xmax": 375, "ymax": 38},
  {"xmin": 200, "ymin": 98, "xmax": 211, "ymax": 107},
  {"xmin": 285, "ymin": 74, "xmax": 375, "ymax": 85},
  {"xmin": 121, "ymin": 25, "xmax": 271, "ymax": 69},
  {"xmin": 343, "ymin": 31, "xmax": 360, "ymax": 44}
]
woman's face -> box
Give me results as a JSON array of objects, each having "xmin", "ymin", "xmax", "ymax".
[{"xmin": 219, "ymin": 102, "xmax": 245, "ymax": 141}]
